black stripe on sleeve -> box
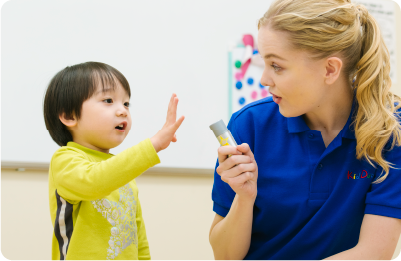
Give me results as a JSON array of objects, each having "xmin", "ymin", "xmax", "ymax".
[{"xmin": 54, "ymin": 190, "xmax": 74, "ymax": 260}]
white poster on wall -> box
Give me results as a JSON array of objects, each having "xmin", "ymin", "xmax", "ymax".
[{"xmin": 353, "ymin": 0, "xmax": 397, "ymax": 83}]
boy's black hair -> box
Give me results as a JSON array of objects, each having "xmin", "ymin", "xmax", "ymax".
[{"xmin": 43, "ymin": 61, "xmax": 131, "ymax": 146}]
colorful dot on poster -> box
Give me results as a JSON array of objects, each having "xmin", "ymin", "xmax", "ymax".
[
  {"xmin": 235, "ymin": 60, "xmax": 242, "ymax": 68},
  {"xmin": 253, "ymin": 50, "xmax": 259, "ymax": 55},
  {"xmin": 247, "ymin": 77, "xmax": 254, "ymax": 85},
  {"xmin": 235, "ymin": 81, "xmax": 243, "ymax": 90},
  {"xmin": 251, "ymin": 91, "xmax": 258, "ymax": 100},
  {"xmin": 235, "ymin": 72, "xmax": 242, "ymax": 81},
  {"xmin": 239, "ymin": 97, "xmax": 246, "ymax": 105},
  {"xmin": 261, "ymin": 89, "xmax": 268, "ymax": 98},
  {"xmin": 259, "ymin": 82, "xmax": 265, "ymax": 88}
]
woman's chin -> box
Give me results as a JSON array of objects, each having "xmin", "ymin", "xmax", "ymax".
[{"xmin": 278, "ymin": 106, "xmax": 302, "ymax": 118}]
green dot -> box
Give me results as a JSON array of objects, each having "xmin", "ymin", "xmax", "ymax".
[{"xmin": 235, "ymin": 60, "xmax": 242, "ymax": 68}]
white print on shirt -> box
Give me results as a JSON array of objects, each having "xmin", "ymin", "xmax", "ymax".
[{"xmin": 91, "ymin": 184, "xmax": 138, "ymax": 260}]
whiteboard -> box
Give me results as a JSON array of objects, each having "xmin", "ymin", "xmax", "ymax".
[
  {"xmin": 1, "ymin": 0, "xmax": 399, "ymax": 171},
  {"xmin": 1, "ymin": 0, "xmax": 272, "ymax": 170}
]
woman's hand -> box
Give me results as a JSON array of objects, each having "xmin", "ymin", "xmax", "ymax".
[
  {"xmin": 216, "ymin": 143, "xmax": 258, "ymax": 201},
  {"xmin": 150, "ymin": 93, "xmax": 185, "ymax": 152}
]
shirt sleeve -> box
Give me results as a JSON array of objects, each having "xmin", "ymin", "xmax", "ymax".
[
  {"xmin": 212, "ymin": 116, "xmax": 243, "ymax": 217},
  {"xmin": 364, "ymin": 143, "xmax": 401, "ymax": 219},
  {"xmin": 50, "ymin": 138, "xmax": 160, "ymax": 203},
  {"xmin": 136, "ymin": 189, "xmax": 151, "ymax": 260}
]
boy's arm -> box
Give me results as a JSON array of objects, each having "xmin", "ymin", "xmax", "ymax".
[
  {"xmin": 136, "ymin": 196, "xmax": 151, "ymax": 260},
  {"xmin": 51, "ymin": 138, "xmax": 160, "ymax": 202}
]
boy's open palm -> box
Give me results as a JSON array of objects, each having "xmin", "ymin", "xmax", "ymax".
[{"xmin": 150, "ymin": 94, "xmax": 185, "ymax": 152}]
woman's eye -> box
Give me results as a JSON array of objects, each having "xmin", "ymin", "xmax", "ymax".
[
  {"xmin": 124, "ymin": 102, "xmax": 130, "ymax": 107},
  {"xmin": 104, "ymin": 98, "xmax": 113, "ymax": 103},
  {"xmin": 271, "ymin": 64, "xmax": 281, "ymax": 72}
]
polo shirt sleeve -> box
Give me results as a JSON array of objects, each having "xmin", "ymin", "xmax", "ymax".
[
  {"xmin": 364, "ymin": 144, "xmax": 401, "ymax": 219},
  {"xmin": 212, "ymin": 116, "xmax": 243, "ymax": 217}
]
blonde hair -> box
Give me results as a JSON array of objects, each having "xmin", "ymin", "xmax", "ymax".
[{"xmin": 258, "ymin": 0, "xmax": 401, "ymax": 183}]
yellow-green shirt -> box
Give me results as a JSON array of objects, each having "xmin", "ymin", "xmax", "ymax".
[{"xmin": 49, "ymin": 139, "xmax": 160, "ymax": 260}]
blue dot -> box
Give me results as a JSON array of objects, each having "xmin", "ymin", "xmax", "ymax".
[
  {"xmin": 253, "ymin": 50, "xmax": 258, "ymax": 55},
  {"xmin": 239, "ymin": 97, "xmax": 246, "ymax": 105},
  {"xmin": 247, "ymin": 78, "xmax": 254, "ymax": 85},
  {"xmin": 259, "ymin": 82, "xmax": 265, "ymax": 88},
  {"xmin": 235, "ymin": 81, "xmax": 243, "ymax": 90}
]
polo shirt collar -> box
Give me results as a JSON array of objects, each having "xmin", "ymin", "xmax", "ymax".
[
  {"xmin": 286, "ymin": 98, "xmax": 357, "ymax": 139},
  {"xmin": 287, "ymin": 114, "xmax": 310, "ymax": 133}
]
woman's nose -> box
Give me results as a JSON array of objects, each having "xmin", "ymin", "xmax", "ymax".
[{"xmin": 260, "ymin": 68, "xmax": 274, "ymax": 87}]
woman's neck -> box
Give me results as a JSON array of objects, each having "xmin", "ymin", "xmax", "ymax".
[{"xmin": 303, "ymin": 80, "xmax": 353, "ymax": 144}]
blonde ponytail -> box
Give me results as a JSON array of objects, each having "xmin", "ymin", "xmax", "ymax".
[
  {"xmin": 258, "ymin": 0, "xmax": 401, "ymax": 183},
  {"xmin": 352, "ymin": 4, "xmax": 401, "ymax": 183}
]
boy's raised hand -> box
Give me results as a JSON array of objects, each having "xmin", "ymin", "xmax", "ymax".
[{"xmin": 150, "ymin": 94, "xmax": 185, "ymax": 152}]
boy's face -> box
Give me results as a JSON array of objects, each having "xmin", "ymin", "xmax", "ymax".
[{"xmin": 71, "ymin": 82, "xmax": 131, "ymax": 153}]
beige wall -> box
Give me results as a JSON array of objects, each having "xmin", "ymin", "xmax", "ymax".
[{"xmin": 1, "ymin": 168, "xmax": 401, "ymax": 260}]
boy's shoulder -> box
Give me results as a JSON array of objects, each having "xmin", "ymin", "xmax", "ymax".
[
  {"xmin": 50, "ymin": 143, "xmax": 90, "ymax": 168},
  {"xmin": 52, "ymin": 143, "xmax": 88, "ymax": 159}
]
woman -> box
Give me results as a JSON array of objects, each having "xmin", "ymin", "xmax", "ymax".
[{"xmin": 209, "ymin": 0, "xmax": 401, "ymax": 259}]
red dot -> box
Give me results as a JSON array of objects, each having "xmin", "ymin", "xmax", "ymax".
[{"xmin": 251, "ymin": 91, "xmax": 257, "ymax": 100}]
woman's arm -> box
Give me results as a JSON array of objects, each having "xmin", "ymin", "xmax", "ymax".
[
  {"xmin": 324, "ymin": 214, "xmax": 401, "ymax": 260},
  {"xmin": 209, "ymin": 143, "xmax": 258, "ymax": 259},
  {"xmin": 209, "ymin": 194, "xmax": 255, "ymax": 259}
]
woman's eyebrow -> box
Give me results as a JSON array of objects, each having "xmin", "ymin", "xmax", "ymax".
[{"xmin": 264, "ymin": 53, "xmax": 287, "ymax": 61}]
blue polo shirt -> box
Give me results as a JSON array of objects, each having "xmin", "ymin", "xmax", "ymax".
[{"xmin": 212, "ymin": 96, "xmax": 401, "ymax": 260}]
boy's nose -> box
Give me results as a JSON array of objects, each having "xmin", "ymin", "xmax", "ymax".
[{"xmin": 116, "ymin": 108, "xmax": 128, "ymax": 117}]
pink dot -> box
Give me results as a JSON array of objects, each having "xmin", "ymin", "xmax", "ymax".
[
  {"xmin": 261, "ymin": 89, "xmax": 268, "ymax": 98},
  {"xmin": 235, "ymin": 72, "xmax": 243, "ymax": 81},
  {"xmin": 251, "ymin": 91, "xmax": 257, "ymax": 100}
]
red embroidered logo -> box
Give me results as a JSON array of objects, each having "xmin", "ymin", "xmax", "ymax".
[{"xmin": 347, "ymin": 170, "xmax": 372, "ymax": 179}]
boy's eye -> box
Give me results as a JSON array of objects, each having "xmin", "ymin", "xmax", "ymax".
[
  {"xmin": 124, "ymin": 102, "xmax": 130, "ymax": 107},
  {"xmin": 104, "ymin": 98, "xmax": 113, "ymax": 103}
]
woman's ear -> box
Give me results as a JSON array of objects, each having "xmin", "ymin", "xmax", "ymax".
[
  {"xmin": 324, "ymin": 57, "xmax": 343, "ymax": 85},
  {"xmin": 59, "ymin": 113, "xmax": 77, "ymax": 128}
]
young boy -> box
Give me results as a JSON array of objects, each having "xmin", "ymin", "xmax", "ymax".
[{"xmin": 43, "ymin": 62, "xmax": 184, "ymax": 260}]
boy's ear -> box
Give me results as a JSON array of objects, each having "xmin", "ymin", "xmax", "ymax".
[{"xmin": 59, "ymin": 113, "xmax": 77, "ymax": 128}]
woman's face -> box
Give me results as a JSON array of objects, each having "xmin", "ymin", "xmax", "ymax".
[{"xmin": 258, "ymin": 25, "xmax": 330, "ymax": 118}]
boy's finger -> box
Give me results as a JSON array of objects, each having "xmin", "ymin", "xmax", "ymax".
[
  {"xmin": 171, "ymin": 115, "xmax": 185, "ymax": 132},
  {"xmin": 166, "ymin": 94, "xmax": 176, "ymax": 121},
  {"xmin": 167, "ymin": 97, "xmax": 178, "ymax": 125}
]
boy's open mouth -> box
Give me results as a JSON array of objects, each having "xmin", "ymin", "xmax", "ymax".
[{"xmin": 115, "ymin": 121, "xmax": 127, "ymax": 131}]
